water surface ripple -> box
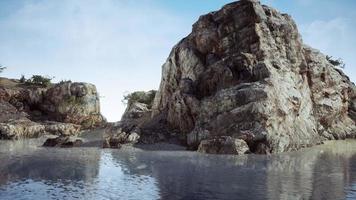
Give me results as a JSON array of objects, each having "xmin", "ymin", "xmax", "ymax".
[{"xmin": 0, "ymin": 136, "xmax": 355, "ymax": 200}]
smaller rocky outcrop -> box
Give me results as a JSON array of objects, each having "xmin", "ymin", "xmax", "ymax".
[
  {"xmin": 0, "ymin": 77, "xmax": 105, "ymax": 140},
  {"xmin": 43, "ymin": 136, "xmax": 83, "ymax": 147},
  {"xmin": 103, "ymin": 126, "xmax": 140, "ymax": 148},
  {"xmin": 0, "ymin": 119, "xmax": 46, "ymax": 139},
  {"xmin": 0, "ymin": 119, "xmax": 81, "ymax": 139},
  {"xmin": 197, "ymin": 136, "xmax": 250, "ymax": 155},
  {"xmin": 44, "ymin": 121, "xmax": 81, "ymax": 136},
  {"xmin": 103, "ymin": 90, "xmax": 158, "ymax": 148},
  {"xmin": 40, "ymin": 82, "xmax": 105, "ymax": 129}
]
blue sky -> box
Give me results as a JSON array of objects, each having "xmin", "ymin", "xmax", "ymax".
[{"xmin": 0, "ymin": 0, "xmax": 355, "ymax": 121}]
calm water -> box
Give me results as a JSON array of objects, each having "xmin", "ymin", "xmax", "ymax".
[{"xmin": 0, "ymin": 132, "xmax": 355, "ymax": 200}]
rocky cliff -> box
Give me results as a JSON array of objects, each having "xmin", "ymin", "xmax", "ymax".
[
  {"xmin": 122, "ymin": 0, "xmax": 356, "ymax": 154},
  {"xmin": 0, "ymin": 78, "xmax": 105, "ymax": 139}
]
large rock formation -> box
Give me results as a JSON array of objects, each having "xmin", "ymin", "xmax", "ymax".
[
  {"xmin": 0, "ymin": 78, "xmax": 105, "ymax": 139},
  {"xmin": 130, "ymin": 0, "xmax": 355, "ymax": 154}
]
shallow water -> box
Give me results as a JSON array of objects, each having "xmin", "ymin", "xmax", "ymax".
[{"xmin": 0, "ymin": 133, "xmax": 355, "ymax": 200}]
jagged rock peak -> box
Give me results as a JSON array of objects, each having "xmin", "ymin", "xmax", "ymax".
[{"xmin": 146, "ymin": 0, "xmax": 356, "ymax": 154}]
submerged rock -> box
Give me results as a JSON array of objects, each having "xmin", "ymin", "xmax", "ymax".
[
  {"xmin": 43, "ymin": 136, "xmax": 83, "ymax": 148},
  {"xmin": 197, "ymin": 137, "xmax": 250, "ymax": 155},
  {"xmin": 122, "ymin": 0, "xmax": 356, "ymax": 154}
]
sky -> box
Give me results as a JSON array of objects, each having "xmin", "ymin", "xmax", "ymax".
[{"xmin": 0, "ymin": 0, "xmax": 355, "ymax": 122}]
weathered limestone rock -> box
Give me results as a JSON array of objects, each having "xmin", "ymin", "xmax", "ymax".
[
  {"xmin": 0, "ymin": 119, "xmax": 46, "ymax": 139},
  {"xmin": 41, "ymin": 82, "xmax": 105, "ymax": 129},
  {"xmin": 142, "ymin": 0, "xmax": 356, "ymax": 154},
  {"xmin": 122, "ymin": 102, "xmax": 150, "ymax": 120},
  {"xmin": 43, "ymin": 136, "xmax": 83, "ymax": 147},
  {"xmin": 197, "ymin": 136, "xmax": 250, "ymax": 155},
  {"xmin": 0, "ymin": 119, "xmax": 81, "ymax": 139},
  {"xmin": 0, "ymin": 79, "xmax": 105, "ymax": 137},
  {"xmin": 43, "ymin": 121, "xmax": 81, "ymax": 136},
  {"xmin": 103, "ymin": 126, "xmax": 141, "ymax": 148}
]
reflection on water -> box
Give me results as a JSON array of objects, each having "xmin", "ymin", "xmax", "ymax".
[{"xmin": 0, "ymin": 136, "xmax": 355, "ymax": 200}]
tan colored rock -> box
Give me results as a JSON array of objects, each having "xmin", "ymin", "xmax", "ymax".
[
  {"xmin": 41, "ymin": 82, "xmax": 105, "ymax": 129},
  {"xmin": 143, "ymin": 0, "xmax": 356, "ymax": 154},
  {"xmin": 43, "ymin": 136, "xmax": 83, "ymax": 147},
  {"xmin": 0, "ymin": 119, "xmax": 46, "ymax": 139},
  {"xmin": 197, "ymin": 136, "xmax": 250, "ymax": 155},
  {"xmin": 44, "ymin": 121, "xmax": 81, "ymax": 136},
  {"xmin": 0, "ymin": 119, "xmax": 81, "ymax": 140},
  {"xmin": 0, "ymin": 78, "xmax": 105, "ymax": 132}
]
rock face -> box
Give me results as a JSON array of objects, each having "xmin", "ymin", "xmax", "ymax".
[
  {"xmin": 0, "ymin": 119, "xmax": 81, "ymax": 140},
  {"xmin": 40, "ymin": 82, "xmax": 104, "ymax": 128},
  {"xmin": 0, "ymin": 79, "xmax": 105, "ymax": 139},
  {"xmin": 142, "ymin": 0, "xmax": 356, "ymax": 154}
]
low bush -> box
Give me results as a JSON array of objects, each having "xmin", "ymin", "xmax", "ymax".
[
  {"xmin": 25, "ymin": 75, "xmax": 54, "ymax": 87},
  {"xmin": 123, "ymin": 90, "xmax": 157, "ymax": 108}
]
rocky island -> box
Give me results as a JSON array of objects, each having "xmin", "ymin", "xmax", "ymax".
[
  {"xmin": 110, "ymin": 0, "xmax": 356, "ymax": 154},
  {"xmin": 1, "ymin": 0, "xmax": 355, "ymax": 155}
]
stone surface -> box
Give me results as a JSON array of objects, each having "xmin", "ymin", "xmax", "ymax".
[
  {"xmin": 133, "ymin": 0, "xmax": 356, "ymax": 154},
  {"xmin": 197, "ymin": 136, "xmax": 250, "ymax": 155},
  {"xmin": 0, "ymin": 78, "xmax": 105, "ymax": 140},
  {"xmin": 0, "ymin": 119, "xmax": 81, "ymax": 139},
  {"xmin": 40, "ymin": 82, "xmax": 105, "ymax": 129},
  {"xmin": 43, "ymin": 122, "xmax": 81, "ymax": 136},
  {"xmin": 43, "ymin": 136, "xmax": 83, "ymax": 147},
  {"xmin": 0, "ymin": 119, "xmax": 46, "ymax": 139},
  {"xmin": 103, "ymin": 126, "xmax": 141, "ymax": 148}
]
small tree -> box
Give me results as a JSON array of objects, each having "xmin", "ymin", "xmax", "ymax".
[
  {"xmin": 123, "ymin": 90, "xmax": 157, "ymax": 108},
  {"xmin": 26, "ymin": 75, "xmax": 54, "ymax": 87},
  {"xmin": 20, "ymin": 75, "xmax": 26, "ymax": 83},
  {"xmin": 0, "ymin": 65, "xmax": 6, "ymax": 73},
  {"xmin": 326, "ymin": 55, "xmax": 345, "ymax": 68}
]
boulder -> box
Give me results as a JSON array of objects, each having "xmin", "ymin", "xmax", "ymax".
[
  {"xmin": 43, "ymin": 136, "xmax": 83, "ymax": 147},
  {"xmin": 102, "ymin": 126, "xmax": 141, "ymax": 148},
  {"xmin": 197, "ymin": 137, "xmax": 250, "ymax": 155},
  {"xmin": 122, "ymin": 102, "xmax": 150, "ymax": 120},
  {"xmin": 0, "ymin": 119, "xmax": 45, "ymax": 139},
  {"xmin": 43, "ymin": 121, "xmax": 81, "ymax": 136}
]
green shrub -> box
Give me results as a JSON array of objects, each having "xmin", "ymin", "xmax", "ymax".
[
  {"xmin": 326, "ymin": 55, "xmax": 345, "ymax": 68},
  {"xmin": 123, "ymin": 90, "xmax": 157, "ymax": 108},
  {"xmin": 59, "ymin": 79, "xmax": 72, "ymax": 84},
  {"xmin": 25, "ymin": 75, "xmax": 54, "ymax": 87}
]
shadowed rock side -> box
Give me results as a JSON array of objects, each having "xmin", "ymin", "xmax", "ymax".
[
  {"xmin": 120, "ymin": 0, "xmax": 356, "ymax": 154},
  {"xmin": 0, "ymin": 78, "xmax": 105, "ymax": 139}
]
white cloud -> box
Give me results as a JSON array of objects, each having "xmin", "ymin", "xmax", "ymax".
[{"xmin": 0, "ymin": 0, "xmax": 189, "ymax": 122}]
